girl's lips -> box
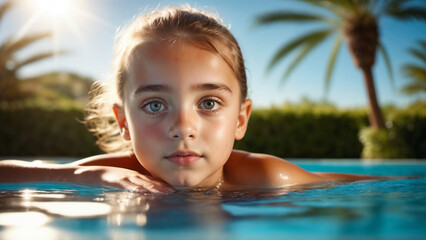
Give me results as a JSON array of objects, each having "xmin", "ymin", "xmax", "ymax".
[{"xmin": 165, "ymin": 150, "xmax": 202, "ymax": 166}]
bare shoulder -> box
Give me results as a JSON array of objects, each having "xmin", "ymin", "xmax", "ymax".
[
  {"xmin": 224, "ymin": 150, "xmax": 325, "ymax": 188},
  {"xmin": 70, "ymin": 152, "xmax": 149, "ymax": 175}
]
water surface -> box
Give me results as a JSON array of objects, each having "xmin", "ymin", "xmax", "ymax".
[{"xmin": 0, "ymin": 160, "xmax": 425, "ymax": 240}]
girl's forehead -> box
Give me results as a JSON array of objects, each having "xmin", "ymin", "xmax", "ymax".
[
  {"xmin": 131, "ymin": 41, "xmax": 218, "ymax": 64},
  {"xmin": 125, "ymin": 41, "xmax": 240, "ymax": 96}
]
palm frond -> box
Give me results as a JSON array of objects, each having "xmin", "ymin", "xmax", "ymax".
[
  {"xmin": 400, "ymin": 39, "xmax": 426, "ymax": 95},
  {"xmin": 255, "ymin": 11, "xmax": 330, "ymax": 26},
  {"xmin": 2, "ymin": 33, "xmax": 52, "ymax": 56},
  {"xmin": 324, "ymin": 34, "xmax": 343, "ymax": 94},
  {"xmin": 280, "ymin": 30, "xmax": 332, "ymax": 83},
  {"xmin": 0, "ymin": 0, "xmax": 13, "ymax": 23},
  {"xmin": 401, "ymin": 82, "xmax": 426, "ymax": 94},
  {"xmin": 338, "ymin": 0, "xmax": 357, "ymax": 10},
  {"xmin": 402, "ymin": 65, "xmax": 426, "ymax": 83},
  {"xmin": 385, "ymin": 3, "xmax": 426, "ymax": 21},
  {"xmin": 267, "ymin": 29, "xmax": 334, "ymax": 72},
  {"xmin": 407, "ymin": 40, "xmax": 426, "ymax": 64},
  {"xmin": 408, "ymin": 48, "xmax": 426, "ymax": 64},
  {"xmin": 298, "ymin": 0, "xmax": 355, "ymax": 17},
  {"xmin": 299, "ymin": 0, "xmax": 353, "ymax": 10},
  {"xmin": 420, "ymin": 40, "xmax": 426, "ymax": 50},
  {"xmin": 15, "ymin": 51, "xmax": 68, "ymax": 70},
  {"xmin": 385, "ymin": 0, "xmax": 411, "ymax": 11},
  {"xmin": 377, "ymin": 42, "xmax": 395, "ymax": 88}
]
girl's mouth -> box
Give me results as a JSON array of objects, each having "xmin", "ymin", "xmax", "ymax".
[{"xmin": 164, "ymin": 150, "xmax": 202, "ymax": 166}]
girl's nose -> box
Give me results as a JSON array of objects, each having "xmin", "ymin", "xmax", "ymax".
[{"xmin": 168, "ymin": 108, "xmax": 197, "ymax": 140}]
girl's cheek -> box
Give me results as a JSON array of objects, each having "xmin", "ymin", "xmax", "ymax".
[
  {"xmin": 139, "ymin": 124, "xmax": 165, "ymax": 140},
  {"xmin": 129, "ymin": 112, "xmax": 166, "ymax": 140},
  {"xmin": 205, "ymin": 116, "xmax": 236, "ymax": 140}
]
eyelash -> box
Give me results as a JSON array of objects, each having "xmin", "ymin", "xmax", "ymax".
[
  {"xmin": 198, "ymin": 97, "xmax": 223, "ymax": 113},
  {"xmin": 141, "ymin": 99, "xmax": 167, "ymax": 115}
]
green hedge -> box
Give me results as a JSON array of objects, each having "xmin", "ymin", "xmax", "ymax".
[
  {"xmin": 360, "ymin": 108, "xmax": 426, "ymax": 159},
  {"xmin": 0, "ymin": 101, "xmax": 102, "ymax": 157},
  {"xmin": 234, "ymin": 108, "xmax": 368, "ymax": 158},
  {"xmin": 234, "ymin": 104, "xmax": 426, "ymax": 159}
]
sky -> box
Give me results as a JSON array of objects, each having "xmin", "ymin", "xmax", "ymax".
[{"xmin": 1, "ymin": 0, "xmax": 425, "ymax": 108}]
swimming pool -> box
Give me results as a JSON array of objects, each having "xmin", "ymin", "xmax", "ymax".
[{"xmin": 0, "ymin": 159, "xmax": 425, "ymax": 240}]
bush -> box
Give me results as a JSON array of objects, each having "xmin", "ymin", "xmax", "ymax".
[
  {"xmin": 0, "ymin": 101, "xmax": 102, "ymax": 157},
  {"xmin": 234, "ymin": 108, "xmax": 368, "ymax": 158},
  {"xmin": 381, "ymin": 103, "xmax": 426, "ymax": 158},
  {"xmin": 235, "ymin": 102, "xmax": 426, "ymax": 159},
  {"xmin": 392, "ymin": 112, "xmax": 426, "ymax": 159},
  {"xmin": 359, "ymin": 128, "xmax": 411, "ymax": 158}
]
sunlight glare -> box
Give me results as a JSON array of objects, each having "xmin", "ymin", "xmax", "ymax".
[
  {"xmin": 28, "ymin": 201, "xmax": 112, "ymax": 217},
  {"xmin": 0, "ymin": 212, "xmax": 52, "ymax": 227},
  {"xmin": 32, "ymin": 0, "xmax": 73, "ymax": 18}
]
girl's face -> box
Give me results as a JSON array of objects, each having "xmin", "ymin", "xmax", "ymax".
[{"xmin": 114, "ymin": 42, "xmax": 251, "ymax": 188}]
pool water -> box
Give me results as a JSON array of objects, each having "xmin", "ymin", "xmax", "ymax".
[{"xmin": 0, "ymin": 160, "xmax": 425, "ymax": 240}]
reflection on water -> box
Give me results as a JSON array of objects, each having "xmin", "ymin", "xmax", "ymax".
[
  {"xmin": 0, "ymin": 211, "xmax": 52, "ymax": 227},
  {"xmin": 104, "ymin": 192, "xmax": 149, "ymax": 227},
  {"xmin": 0, "ymin": 187, "xmax": 153, "ymax": 240},
  {"xmin": 23, "ymin": 201, "xmax": 112, "ymax": 218},
  {"xmin": 0, "ymin": 184, "xmax": 314, "ymax": 233},
  {"xmin": 0, "ymin": 226, "xmax": 60, "ymax": 240},
  {"xmin": 0, "ymin": 175, "xmax": 425, "ymax": 239}
]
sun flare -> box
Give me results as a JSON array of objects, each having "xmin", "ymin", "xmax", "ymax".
[
  {"xmin": 28, "ymin": 0, "xmax": 78, "ymax": 19},
  {"xmin": 11, "ymin": 0, "xmax": 112, "ymax": 69},
  {"xmin": 16, "ymin": 0, "xmax": 96, "ymax": 48},
  {"xmin": 36, "ymin": 0, "xmax": 72, "ymax": 17}
]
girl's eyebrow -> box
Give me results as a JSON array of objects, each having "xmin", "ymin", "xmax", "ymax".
[
  {"xmin": 133, "ymin": 83, "xmax": 232, "ymax": 95},
  {"xmin": 193, "ymin": 83, "xmax": 232, "ymax": 94},
  {"xmin": 133, "ymin": 84, "xmax": 171, "ymax": 95}
]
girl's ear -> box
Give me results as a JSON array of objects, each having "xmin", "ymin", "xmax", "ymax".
[
  {"xmin": 113, "ymin": 103, "xmax": 131, "ymax": 141},
  {"xmin": 235, "ymin": 99, "xmax": 252, "ymax": 140}
]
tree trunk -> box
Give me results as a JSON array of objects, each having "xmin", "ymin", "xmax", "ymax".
[
  {"xmin": 360, "ymin": 66, "xmax": 385, "ymax": 129},
  {"xmin": 343, "ymin": 14, "xmax": 385, "ymax": 129}
]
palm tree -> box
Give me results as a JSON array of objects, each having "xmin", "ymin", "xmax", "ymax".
[
  {"xmin": 0, "ymin": 0, "xmax": 64, "ymax": 100},
  {"xmin": 401, "ymin": 40, "xmax": 426, "ymax": 95},
  {"xmin": 256, "ymin": 0, "xmax": 426, "ymax": 129}
]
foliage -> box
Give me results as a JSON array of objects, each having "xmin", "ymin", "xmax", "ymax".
[
  {"xmin": 20, "ymin": 72, "xmax": 94, "ymax": 106},
  {"xmin": 235, "ymin": 101, "xmax": 425, "ymax": 159},
  {"xmin": 255, "ymin": 0, "xmax": 426, "ymax": 87},
  {"xmin": 359, "ymin": 103, "xmax": 426, "ymax": 159},
  {"xmin": 255, "ymin": 0, "xmax": 426, "ymax": 129},
  {"xmin": 0, "ymin": 0, "xmax": 66, "ymax": 100},
  {"xmin": 0, "ymin": 71, "xmax": 97, "ymax": 157},
  {"xmin": 385, "ymin": 101, "xmax": 426, "ymax": 158},
  {"xmin": 0, "ymin": 100, "xmax": 102, "ymax": 157},
  {"xmin": 401, "ymin": 40, "xmax": 426, "ymax": 95},
  {"xmin": 359, "ymin": 128, "xmax": 411, "ymax": 159},
  {"xmin": 234, "ymin": 104, "xmax": 368, "ymax": 158}
]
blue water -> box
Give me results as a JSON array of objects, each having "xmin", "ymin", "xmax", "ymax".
[{"xmin": 0, "ymin": 160, "xmax": 425, "ymax": 240}]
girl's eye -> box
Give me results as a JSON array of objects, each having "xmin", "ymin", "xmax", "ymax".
[
  {"xmin": 199, "ymin": 98, "xmax": 222, "ymax": 112},
  {"xmin": 201, "ymin": 100, "xmax": 216, "ymax": 110},
  {"xmin": 142, "ymin": 101, "xmax": 166, "ymax": 114}
]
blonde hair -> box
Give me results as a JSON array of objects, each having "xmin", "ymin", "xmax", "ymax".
[{"xmin": 85, "ymin": 6, "xmax": 248, "ymax": 153}]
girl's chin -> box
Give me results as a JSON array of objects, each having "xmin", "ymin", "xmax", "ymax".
[{"xmin": 167, "ymin": 178, "xmax": 201, "ymax": 188}]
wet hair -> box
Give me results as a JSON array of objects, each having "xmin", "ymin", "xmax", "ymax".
[{"xmin": 85, "ymin": 6, "xmax": 248, "ymax": 153}]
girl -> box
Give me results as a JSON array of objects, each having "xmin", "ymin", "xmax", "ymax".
[{"xmin": 0, "ymin": 6, "xmax": 380, "ymax": 193}]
